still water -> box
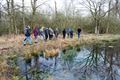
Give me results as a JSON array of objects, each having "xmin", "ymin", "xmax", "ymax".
[{"xmin": 8, "ymin": 40, "xmax": 120, "ymax": 80}]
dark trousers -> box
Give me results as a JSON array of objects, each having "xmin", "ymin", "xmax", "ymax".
[
  {"xmin": 45, "ymin": 34, "xmax": 48, "ymax": 40},
  {"xmin": 63, "ymin": 34, "xmax": 66, "ymax": 39}
]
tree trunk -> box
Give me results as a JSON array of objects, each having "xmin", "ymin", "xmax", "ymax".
[
  {"xmin": 115, "ymin": 0, "xmax": 119, "ymax": 18},
  {"xmin": 54, "ymin": 1, "xmax": 57, "ymax": 18},
  {"xmin": 6, "ymin": 0, "xmax": 12, "ymax": 34},
  {"xmin": 22, "ymin": 0, "xmax": 25, "ymax": 29},
  {"xmin": 94, "ymin": 17, "xmax": 99, "ymax": 34},
  {"xmin": 106, "ymin": 0, "xmax": 112, "ymax": 33},
  {"xmin": 0, "ymin": 3, "xmax": 1, "ymax": 23},
  {"xmin": 95, "ymin": 26, "xmax": 98, "ymax": 34},
  {"xmin": 106, "ymin": 23, "xmax": 109, "ymax": 33},
  {"xmin": 31, "ymin": 0, "xmax": 37, "ymax": 28},
  {"xmin": 11, "ymin": 0, "xmax": 14, "ymax": 33},
  {"xmin": 94, "ymin": 8, "xmax": 99, "ymax": 34},
  {"xmin": 54, "ymin": 1, "xmax": 58, "ymax": 27},
  {"xmin": 11, "ymin": 0, "xmax": 18, "ymax": 34},
  {"xmin": 95, "ymin": 21, "xmax": 100, "ymax": 34}
]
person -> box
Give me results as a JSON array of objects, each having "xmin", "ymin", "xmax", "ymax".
[
  {"xmin": 44, "ymin": 27, "xmax": 49, "ymax": 41},
  {"xmin": 77, "ymin": 27, "xmax": 81, "ymax": 40},
  {"xmin": 66, "ymin": 27, "xmax": 70, "ymax": 38},
  {"xmin": 33, "ymin": 26, "xmax": 39, "ymax": 43},
  {"xmin": 23, "ymin": 25, "xmax": 32, "ymax": 46},
  {"xmin": 70, "ymin": 29, "xmax": 73, "ymax": 38},
  {"xmin": 62, "ymin": 29, "xmax": 66, "ymax": 39},
  {"xmin": 54, "ymin": 28, "xmax": 59, "ymax": 38},
  {"xmin": 39, "ymin": 26, "xmax": 45, "ymax": 40},
  {"xmin": 48, "ymin": 28, "xmax": 54, "ymax": 40}
]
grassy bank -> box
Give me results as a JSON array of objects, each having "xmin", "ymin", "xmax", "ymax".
[
  {"xmin": 0, "ymin": 34, "xmax": 120, "ymax": 59},
  {"xmin": 0, "ymin": 34, "xmax": 120, "ymax": 80}
]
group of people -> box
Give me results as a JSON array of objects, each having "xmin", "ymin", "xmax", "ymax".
[
  {"xmin": 62, "ymin": 27, "xmax": 81, "ymax": 39},
  {"xmin": 23, "ymin": 25, "xmax": 81, "ymax": 46},
  {"xmin": 23, "ymin": 25, "xmax": 59, "ymax": 46}
]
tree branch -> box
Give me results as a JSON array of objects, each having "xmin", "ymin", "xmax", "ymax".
[{"xmin": 36, "ymin": 0, "xmax": 48, "ymax": 9}]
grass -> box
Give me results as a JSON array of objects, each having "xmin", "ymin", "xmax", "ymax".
[
  {"xmin": 0, "ymin": 34, "xmax": 120, "ymax": 80},
  {"xmin": 0, "ymin": 34, "xmax": 120, "ymax": 60}
]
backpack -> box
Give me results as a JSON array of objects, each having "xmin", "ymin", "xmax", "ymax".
[{"xmin": 25, "ymin": 28, "xmax": 30, "ymax": 36}]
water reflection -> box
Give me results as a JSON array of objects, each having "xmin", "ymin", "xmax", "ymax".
[
  {"xmin": 73, "ymin": 41, "xmax": 120, "ymax": 80},
  {"xmin": 62, "ymin": 47, "xmax": 77, "ymax": 70},
  {"xmin": 7, "ymin": 41, "xmax": 120, "ymax": 80}
]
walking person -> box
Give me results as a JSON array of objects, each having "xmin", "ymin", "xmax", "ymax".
[
  {"xmin": 44, "ymin": 27, "xmax": 49, "ymax": 41},
  {"xmin": 54, "ymin": 28, "xmax": 59, "ymax": 39},
  {"xmin": 63, "ymin": 29, "xmax": 66, "ymax": 39},
  {"xmin": 39, "ymin": 26, "xmax": 45, "ymax": 40},
  {"xmin": 66, "ymin": 27, "xmax": 71, "ymax": 38},
  {"xmin": 70, "ymin": 29, "xmax": 73, "ymax": 39},
  {"xmin": 33, "ymin": 26, "xmax": 39, "ymax": 43},
  {"xmin": 49, "ymin": 28, "xmax": 54, "ymax": 40},
  {"xmin": 23, "ymin": 25, "xmax": 32, "ymax": 46},
  {"xmin": 77, "ymin": 27, "xmax": 82, "ymax": 40}
]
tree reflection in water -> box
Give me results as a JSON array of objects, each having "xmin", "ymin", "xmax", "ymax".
[
  {"xmin": 7, "ymin": 41, "xmax": 120, "ymax": 80},
  {"xmin": 73, "ymin": 41, "xmax": 120, "ymax": 80}
]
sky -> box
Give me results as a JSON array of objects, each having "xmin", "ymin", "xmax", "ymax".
[
  {"xmin": 1, "ymin": 0, "xmax": 99, "ymax": 16},
  {"xmin": 13, "ymin": 0, "xmax": 67, "ymax": 11},
  {"xmin": 1, "ymin": 0, "xmax": 67, "ymax": 13}
]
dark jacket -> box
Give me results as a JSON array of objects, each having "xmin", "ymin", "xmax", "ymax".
[
  {"xmin": 77, "ymin": 28, "xmax": 81, "ymax": 33},
  {"xmin": 24, "ymin": 27, "xmax": 31, "ymax": 37}
]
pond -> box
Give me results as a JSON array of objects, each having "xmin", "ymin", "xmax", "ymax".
[{"xmin": 8, "ymin": 40, "xmax": 120, "ymax": 80}]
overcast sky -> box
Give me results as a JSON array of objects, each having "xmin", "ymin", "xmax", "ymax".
[
  {"xmin": 1, "ymin": 0, "xmax": 101, "ymax": 16},
  {"xmin": 2, "ymin": 0, "xmax": 71, "ymax": 11}
]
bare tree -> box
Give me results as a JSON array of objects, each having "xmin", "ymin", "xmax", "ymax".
[
  {"xmin": 11, "ymin": 0, "xmax": 14, "ymax": 33},
  {"xmin": 31, "ymin": 0, "xmax": 48, "ymax": 28},
  {"xmin": 54, "ymin": 1, "xmax": 57, "ymax": 18},
  {"xmin": 22, "ymin": 0, "xmax": 25, "ymax": 28},
  {"xmin": 63, "ymin": 0, "xmax": 77, "ymax": 28},
  {"xmin": 0, "ymin": 0, "xmax": 4, "ymax": 20},
  {"xmin": 79, "ymin": 0, "xmax": 114, "ymax": 34},
  {"xmin": 6, "ymin": 0, "xmax": 12, "ymax": 34},
  {"xmin": 11, "ymin": 0, "xmax": 17, "ymax": 34},
  {"xmin": 106, "ymin": 0, "xmax": 112, "ymax": 33},
  {"xmin": 63, "ymin": 0, "xmax": 76, "ymax": 16},
  {"xmin": 0, "ymin": 0, "xmax": 2, "ymax": 22},
  {"xmin": 115, "ymin": 0, "xmax": 119, "ymax": 17}
]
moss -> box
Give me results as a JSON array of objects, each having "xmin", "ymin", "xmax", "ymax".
[
  {"xmin": 39, "ymin": 53, "xmax": 44, "ymax": 57},
  {"xmin": 76, "ymin": 47, "xmax": 81, "ymax": 52},
  {"xmin": 25, "ymin": 58, "xmax": 31, "ymax": 64},
  {"xmin": 39, "ymin": 50, "xmax": 44, "ymax": 57},
  {"xmin": 66, "ymin": 45, "xmax": 74, "ymax": 50},
  {"xmin": 31, "ymin": 52, "xmax": 39, "ymax": 58},
  {"xmin": 75, "ymin": 44, "xmax": 81, "ymax": 52},
  {"xmin": 49, "ymin": 55, "xmax": 54, "ymax": 59},
  {"xmin": 8, "ymin": 55, "xmax": 17, "ymax": 61},
  {"xmin": 62, "ymin": 49, "xmax": 67, "ymax": 54}
]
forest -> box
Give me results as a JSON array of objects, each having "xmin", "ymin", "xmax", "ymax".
[{"xmin": 0, "ymin": 0, "xmax": 120, "ymax": 35}]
